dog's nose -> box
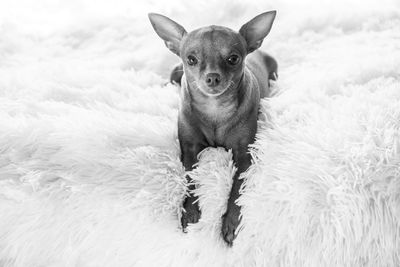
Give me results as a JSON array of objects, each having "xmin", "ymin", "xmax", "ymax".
[{"xmin": 205, "ymin": 73, "xmax": 221, "ymax": 87}]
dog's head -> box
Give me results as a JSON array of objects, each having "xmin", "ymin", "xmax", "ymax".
[{"xmin": 149, "ymin": 11, "xmax": 276, "ymax": 96}]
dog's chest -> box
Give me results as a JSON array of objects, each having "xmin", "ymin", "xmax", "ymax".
[
  {"xmin": 206, "ymin": 98, "xmax": 231, "ymax": 120},
  {"xmin": 193, "ymin": 97, "xmax": 236, "ymax": 125},
  {"xmin": 204, "ymin": 124, "xmax": 230, "ymax": 146},
  {"xmin": 192, "ymin": 97, "xmax": 237, "ymax": 146}
]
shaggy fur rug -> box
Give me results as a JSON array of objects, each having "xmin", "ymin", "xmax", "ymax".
[{"xmin": 0, "ymin": 0, "xmax": 400, "ymax": 266}]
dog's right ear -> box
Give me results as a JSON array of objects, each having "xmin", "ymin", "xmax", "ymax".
[{"xmin": 148, "ymin": 13, "xmax": 187, "ymax": 56}]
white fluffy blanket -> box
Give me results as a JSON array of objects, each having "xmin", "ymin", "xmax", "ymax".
[{"xmin": 0, "ymin": 0, "xmax": 400, "ymax": 266}]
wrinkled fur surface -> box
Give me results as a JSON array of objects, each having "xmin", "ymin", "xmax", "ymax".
[{"xmin": 1, "ymin": 0, "xmax": 400, "ymax": 266}]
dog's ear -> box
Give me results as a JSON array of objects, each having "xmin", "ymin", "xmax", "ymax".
[
  {"xmin": 148, "ymin": 13, "xmax": 187, "ymax": 56},
  {"xmin": 239, "ymin": 11, "xmax": 276, "ymax": 54}
]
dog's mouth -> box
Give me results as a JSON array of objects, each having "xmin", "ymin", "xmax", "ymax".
[{"xmin": 190, "ymin": 81, "xmax": 235, "ymax": 97}]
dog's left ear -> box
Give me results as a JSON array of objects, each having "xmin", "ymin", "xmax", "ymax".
[{"xmin": 239, "ymin": 11, "xmax": 276, "ymax": 54}]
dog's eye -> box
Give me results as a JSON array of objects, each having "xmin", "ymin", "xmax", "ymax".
[
  {"xmin": 187, "ymin": 55, "xmax": 198, "ymax": 66},
  {"xmin": 227, "ymin": 55, "xmax": 240, "ymax": 65}
]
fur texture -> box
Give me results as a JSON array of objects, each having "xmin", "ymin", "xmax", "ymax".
[{"xmin": 1, "ymin": 0, "xmax": 400, "ymax": 266}]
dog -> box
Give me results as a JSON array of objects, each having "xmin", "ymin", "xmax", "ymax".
[{"xmin": 148, "ymin": 11, "xmax": 277, "ymax": 246}]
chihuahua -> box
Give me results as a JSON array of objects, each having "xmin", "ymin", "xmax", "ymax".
[{"xmin": 148, "ymin": 11, "xmax": 277, "ymax": 246}]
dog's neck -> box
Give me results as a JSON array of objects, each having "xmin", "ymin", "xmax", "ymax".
[{"xmin": 181, "ymin": 67, "xmax": 257, "ymax": 127}]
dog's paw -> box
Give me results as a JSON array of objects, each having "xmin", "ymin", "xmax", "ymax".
[
  {"xmin": 221, "ymin": 207, "xmax": 241, "ymax": 246},
  {"xmin": 181, "ymin": 196, "xmax": 201, "ymax": 231}
]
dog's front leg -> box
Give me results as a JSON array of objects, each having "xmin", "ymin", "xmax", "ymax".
[
  {"xmin": 221, "ymin": 144, "xmax": 252, "ymax": 245},
  {"xmin": 180, "ymin": 141, "xmax": 205, "ymax": 231}
]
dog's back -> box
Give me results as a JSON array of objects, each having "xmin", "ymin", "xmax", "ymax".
[{"xmin": 246, "ymin": 50, "xmax": 278, "ymax": 98}]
